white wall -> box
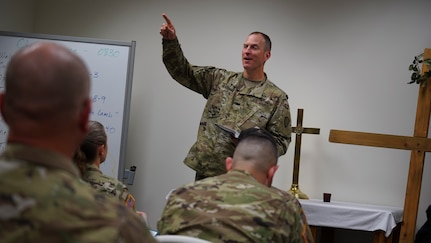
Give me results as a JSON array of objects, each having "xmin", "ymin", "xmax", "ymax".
[{"xmin": 2, "ymin": 0, "xmax": 431, "ymax": 236}]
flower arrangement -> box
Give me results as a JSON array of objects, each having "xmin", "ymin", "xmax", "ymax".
[{"xmin": 408, "ymin": 53, "xmax": 431, "ymax": 86}]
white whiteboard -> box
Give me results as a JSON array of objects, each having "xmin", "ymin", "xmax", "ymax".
[{"xmin": 0, "ymin": 31, "xmax": 136, "ymax": 180}]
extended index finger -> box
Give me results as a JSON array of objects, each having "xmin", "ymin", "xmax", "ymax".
[{"xmin": 162, "ymin": 13, "xmax": 173, "ymax": 26}]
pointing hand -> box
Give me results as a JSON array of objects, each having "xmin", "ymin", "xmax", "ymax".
[{"xmin": 160, "ymin": 13, "xmax": 177, "ymax": 40}]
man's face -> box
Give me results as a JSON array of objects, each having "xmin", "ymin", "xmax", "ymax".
[{"xmin": 242, "ymin": 34, "xmax": 270, "ymax": 72}]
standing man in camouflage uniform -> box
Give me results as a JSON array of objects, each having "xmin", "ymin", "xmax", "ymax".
[
  {"xmin": 160, "ymin": 13, "xmax": 292, "ymax": 180},
  {"xmin": 0, "ymin": 42, "xmax": 156, "ymax": 242},
  {"xmin": 157, "ymin": 127, "xmax": 313, "ymax": 243}
]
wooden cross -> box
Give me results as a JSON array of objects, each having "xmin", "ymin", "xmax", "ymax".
[
  {"xmin": 288, "ymin": 108, "xmax": 320, "ymax": 199},
  {"xmin": 329, "ymin": 48, "xmax": 431, "ymax": 243}
]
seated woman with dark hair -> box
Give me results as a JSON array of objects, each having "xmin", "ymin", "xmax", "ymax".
[{"xmin": 73, "ymin": 120, "xmax": 147, "ymax": 221}]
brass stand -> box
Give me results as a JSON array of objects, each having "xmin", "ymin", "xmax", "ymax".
[
  {"xmin": 288, "ymin": 183, "xmax": 309, "ymax": 199},
  {"xmin": 289, "ymin": 109, "xmax": 319, "ymax": 200}
]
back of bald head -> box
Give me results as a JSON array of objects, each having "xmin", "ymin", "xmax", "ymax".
[
  {"xmin": 232, "ymin": 127, "xmax": 278, "ymax": 173},
  {"xmin": 3, "ymin": 42, "xmax": 90, "ymax": 123}
]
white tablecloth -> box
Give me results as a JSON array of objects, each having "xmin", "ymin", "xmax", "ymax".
[{"xmin": 299, "ymin": 199, "xmax": 403, "ymax": 237}]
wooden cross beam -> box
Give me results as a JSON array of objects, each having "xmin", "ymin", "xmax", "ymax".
[
  {"xmin": 288, "ymin": 108, "xmax": 320, "ymax": 199},
  {"xmin": 329, "ymin": 48, "xmax": 431, "ymax": 243}
]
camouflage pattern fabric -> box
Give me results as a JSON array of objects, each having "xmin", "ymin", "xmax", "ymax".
[
  {"xmin": 0, "ymin": 144, "xmax": 157, "ymax": 243},
  {"xmin": 162, "ymin": 39, "xmax": 292, "ymax": 179},
  {"xmin": 83, "ymin": 163, "xmax": 134, "ymax": 208},
  {"xmin": 157, "ymin": 170, "xmax": 314, "ymax": 243}
]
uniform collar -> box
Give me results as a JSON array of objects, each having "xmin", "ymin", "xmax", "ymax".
[
  {"xmin": 85, "ymin": 163, "xmax": 102, "ymax": 173},
  {"xmin": 237, "ymin": 73, "xmax": 269, "ymax": 98},
  {"xmin": 227, "ymin": 169, "xmax": 257, "ymax": 181},
  {"xmin": 0, "ymin": 143, "xmax": 80, "ymax": 177}
]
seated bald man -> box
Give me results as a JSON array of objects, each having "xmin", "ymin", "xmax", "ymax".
[
  {"xmin": 0, "ymin": 42, "xmax": 156, "ymax": 242},
  {"xmin": 158, "ymin": 127, "xmax": 314, "ymax": 243}
]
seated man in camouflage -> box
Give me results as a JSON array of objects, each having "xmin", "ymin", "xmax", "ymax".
[
  {"xmin": 0, "ymin": 42, "xmax": 156, "ymax": 242},
  {"xmin": 157, "ymin": 127, "xmax": 314, "ymax": 243}
]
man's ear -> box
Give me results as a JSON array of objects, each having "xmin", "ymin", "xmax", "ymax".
[
  {"xmin": 266, "ymin": 164, "xmax": 279, "ymax": 186},
  {"xmin": 225, "ymin": 157, "xmax": 233, "ymax": 171},
  {"xmin": 265, "ymin": 50, "xmax": 271, "ymax": 62}
]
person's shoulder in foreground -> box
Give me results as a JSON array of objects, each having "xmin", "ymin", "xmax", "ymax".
[
  {"xmin": 0, "ymin": 42, "xmax": 156, "ymax": 242},
  {"xmin": 157, "ymin": 127, "xmax": 314, "ymax": 243},
  {"xmin": 415, "ymin": 204, "xmax": 431, "ymax": 243},
  {"xmin": 0, "ymin": 145, "xmax": 155, "ymax": 242}
]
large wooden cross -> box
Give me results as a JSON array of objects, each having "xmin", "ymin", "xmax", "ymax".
[
  {"xmin": 329, "ymin": 48, "xmax": 431, "ymax": 243},
  {"xmin": 288, "ymin": 108, "xmax": 320, "ymax": 199}
]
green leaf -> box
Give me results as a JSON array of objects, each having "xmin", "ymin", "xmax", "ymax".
[{"xmin": 407, "ymin": 52, "xmax": 429, "ymax": 86}]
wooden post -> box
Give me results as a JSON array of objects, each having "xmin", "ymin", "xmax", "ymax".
[{"xmin": 400, "ymin": 48, "xmax": 431, "ymax": 242}]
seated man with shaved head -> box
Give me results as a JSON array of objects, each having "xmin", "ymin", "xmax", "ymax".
[
  {"xmin": 0, "ymin": 42, "xmax": 156, "ymax": 242},
  {"xmin": 158, "ymin": 127, "xmax": 314, "ymax": 243}
]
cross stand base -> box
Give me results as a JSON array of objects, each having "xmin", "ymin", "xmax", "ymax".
[{"xmin": 289, "ymin": 183, "xmax": 309, "ymax": 199}]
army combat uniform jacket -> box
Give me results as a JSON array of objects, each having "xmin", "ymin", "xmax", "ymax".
[
  {"xmin": 83, "ymin": 163, "xmax": 135, "ymax": 208},
  {"xmin": 162, "ymin": 38, "xmax": 292, "ymax": 178},
  {"xmin": 157, "ymin": 169, "xmax": 314, "ymax": 243},
  {"xmin": 0, "ymin": 144, "xmax": 156, "ymax": 243}
]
